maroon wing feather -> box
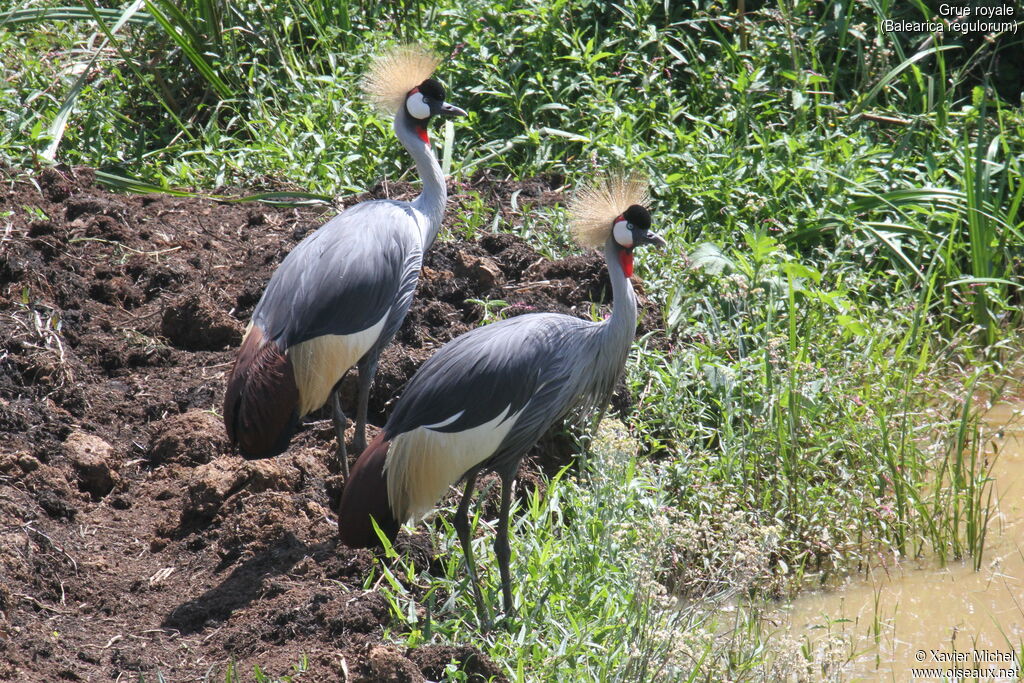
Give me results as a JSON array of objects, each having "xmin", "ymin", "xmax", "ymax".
[
  {"xmin": 223, "ymin": 325, "xmax": 300, "ymax": 459},
  {"xmin": 338, "ymin": 432, "xmax": 400, "ymax": 548}
]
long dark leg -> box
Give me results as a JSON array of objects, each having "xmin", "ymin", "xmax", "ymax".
[
  {"xmin": 353, "ymin": 352, "xmax": 379, "ymax": 454},
  {"xmin": 495, "ymin": 471, "xmax": 516, "ymax": 618},
  {"xmin": 453, "ymin": 469, "xmax": 490, "ymax": 630},
  {"xmin": 330, "ymin": 389, "xmax": 349, "ymax": 479}
]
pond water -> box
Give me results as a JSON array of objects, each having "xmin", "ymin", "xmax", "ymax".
[{"xmin": 780, "ymin": 401, "xmax": 1024, "ymax": 681}]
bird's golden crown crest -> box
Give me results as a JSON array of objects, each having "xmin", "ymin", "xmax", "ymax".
[
  {"xmin": 569, "ymin": 172, "xmax": 650, "ymax": 248},
  {"xmin": 362, "ymin": 43, "xmax": 443, "ymax": 115}
]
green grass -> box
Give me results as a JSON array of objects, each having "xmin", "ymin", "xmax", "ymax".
[
  {"xmin": 4, "ymin": 0, "xmax": 1024, "ymax": 679},
  {"xmin": 371, "ymin": 422, "xmax": 789, "ymax": 681},
  {"xmin": 138, "ymin": 656, "xmax": 311, "ymax": 682}
]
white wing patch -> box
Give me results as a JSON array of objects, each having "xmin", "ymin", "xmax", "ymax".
[
  {"xmin": 289, "ymin": 311, "xmax": 389, "ymax": 416},
  {"xmin": 421, "ymin": 411, "xmax": 465, "ymax": 429},
  {"xmin": 385, "ymin": 406, "xmax": 522, "ymax": 524}
]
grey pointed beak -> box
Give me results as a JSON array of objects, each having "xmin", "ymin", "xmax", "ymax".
[
  {"xmin": 440, "ymin": 102, "xmax": 468, "ymax": 117},
  {"xmin": 637, "ymin": 231, "xmax": 666, "ymax": 248}
]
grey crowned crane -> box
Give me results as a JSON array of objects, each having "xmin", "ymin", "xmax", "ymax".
[
  {"xmin": 223, "ymin": 45, "xmax": 467, "ymax": 475},
  {"xmin": 337, "ymin": 173, "xmax": 665, "ymax": 626}
]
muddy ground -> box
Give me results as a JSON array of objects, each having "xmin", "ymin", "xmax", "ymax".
[{"xmin": 0, "ymin": 166, "xmax": 663, "ymax": 681}]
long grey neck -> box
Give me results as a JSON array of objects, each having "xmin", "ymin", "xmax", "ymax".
[
  {"xmin": 600, "ymin": 236, "xmax": 638, "ymax": 348},
  {"xmin": 394, "ymin": 108, "xmax": 446, "ymax": 249},
  {"xmin": 572, "ymin": 236, "xmax": 640, "ymax": 420}
]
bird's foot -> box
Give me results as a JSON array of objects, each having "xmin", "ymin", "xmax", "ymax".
[
  {"xmin": 492, "ymin": 609, "xmax": 519, "ymax": 633},
  {"xmin": 476, "ymin": 611, "xmax": 493, "ymax": 634},
  {"xmin": 471, "ymin": 596, "xmax": 494, "ymax": 633},
  {"xmin": 472, "ymin": 602, "xmax": 519, "ymax": 633}
]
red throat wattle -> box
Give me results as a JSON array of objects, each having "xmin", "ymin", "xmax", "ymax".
[
  {"xmin": 618, "ymin": 249, "xmax": 634, "ymax": 278},
  {"xmin": 416, "ymin": 127, "xmax": 430, "ymax": 144}
]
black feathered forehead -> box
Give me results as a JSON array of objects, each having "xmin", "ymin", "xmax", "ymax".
[
  {"xmin": 622, "ymin": 204, "xmax": 651, "ymax": 230},
  {"xmin": 415, "ymin": 78, "xmax": 446, "ymax": 102}
]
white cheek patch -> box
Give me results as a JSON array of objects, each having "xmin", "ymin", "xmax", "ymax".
[
  {"xmin": 612, "ymin": 220, "xmax": 633, "ymax": 248},
  {"xmin": 406, "ymin": 92, "xmax": 431, "ymax": 120}
]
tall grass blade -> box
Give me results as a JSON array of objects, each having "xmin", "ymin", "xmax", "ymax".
[
  {"xmin": 0, "ymin": 6, "xmax": 153, "ymax": 26},
  {"xmin": 95, "ymin": 170, "xmax": 332, "ymax": 206},
  {"xmin": 42, "ymin": 0, "xmax": 146, "ymax": 161},
  {"xmin": 80, "ymin": 0, "xmax": 194, "ymax": 140},
  {"xmin": 852, "ymin": 45, "xmax": 958, "ymax": 114},
  {"xmin": 142, "ymin": 0, "xmax": 234, "ymax": 100}
]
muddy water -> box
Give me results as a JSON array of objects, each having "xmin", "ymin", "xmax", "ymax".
[{"xmin": 781, "ymin": 402, "xmax": 1024, "ymax": 681}]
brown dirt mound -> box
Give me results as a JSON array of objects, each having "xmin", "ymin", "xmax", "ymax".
[{"xmin": 0, "ymin": 165, "xmax": 662, "ymax": 680}]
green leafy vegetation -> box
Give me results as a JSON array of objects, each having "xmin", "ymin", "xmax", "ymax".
[{"xmin": 4, "ymin": 0, "xmax": 1023, "ymax": 679}]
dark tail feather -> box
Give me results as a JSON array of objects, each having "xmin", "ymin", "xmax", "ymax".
[
  {"xmin": 223, "ymin": 325, "xmax": 300, "ymax": 459},
  {"xmin": 338, "ymin": 432, "xmax": 399, "ymax": 548}
]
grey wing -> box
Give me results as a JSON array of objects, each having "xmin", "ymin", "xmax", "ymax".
[
  {"xmin": 252, "ymin": 201, "xmax": 421, "ymax": 348},
  {"xmin": 371, "ymin": 224, "xmax": 424, "ymax": 355},
  {"xmin": 385, "ymin": 313, "xmax": 596, "ymax": 449}
]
